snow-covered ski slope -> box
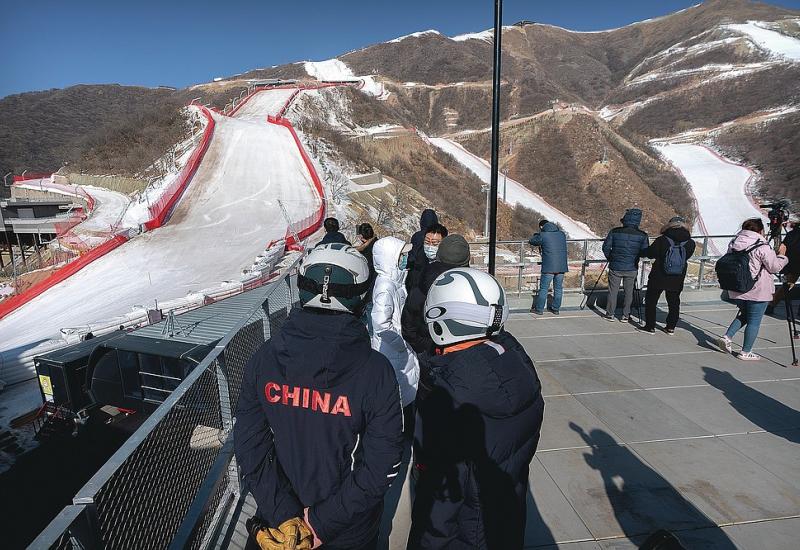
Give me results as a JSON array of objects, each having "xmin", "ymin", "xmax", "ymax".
[
  {"xmin": 0, "ymin": 89, "xmax": 319, "ymax": 384},
  {"xmin": 724, "ymin": 21, "xmax": 800, "ymax": 62},
  {"xmin": 232, "ymin": 88, "xmax": 298, "ymax": 121},
  {"xmin": 655, "ymin": 143, "xmax": 766, "ymax": 255},
  {"xmin": 429, "ymin": 138, "xmax": 597, "ymax": 239}
]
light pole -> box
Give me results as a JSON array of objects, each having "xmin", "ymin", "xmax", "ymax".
[{"xmin": 488, "ymin": 0, "xmax": 503, "ymax": 275}]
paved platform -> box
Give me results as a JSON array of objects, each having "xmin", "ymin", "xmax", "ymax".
[{"xmin": 223, "ymin": 299, "xmax": 800, "ymax": 549}]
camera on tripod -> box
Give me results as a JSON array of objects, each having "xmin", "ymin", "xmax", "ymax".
[{"xmin": 760, "ymin": 200, "xmax": 791, "ymax": 228}]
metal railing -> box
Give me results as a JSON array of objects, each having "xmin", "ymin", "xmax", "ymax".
[
  {"xmin": 31, "ymin": 258, "xmax": 302, "ymax": 550},
  {"xmin": 468, "ymin": 234, "xmax": 736, "ymax": 297}
]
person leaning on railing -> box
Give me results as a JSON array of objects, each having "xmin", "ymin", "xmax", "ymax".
[{"xmin": 639, "ymin": 216, "xmax": 696, "ymax": 335}]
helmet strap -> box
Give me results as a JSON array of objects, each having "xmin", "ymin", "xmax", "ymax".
[{"xmin": 487, "ymin": 304, "xmax": 504, "ymax": 335}]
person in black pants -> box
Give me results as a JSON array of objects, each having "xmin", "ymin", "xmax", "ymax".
[{"xmin": 641, "ymin": 216, "xmax": 696, "ymax": 334}]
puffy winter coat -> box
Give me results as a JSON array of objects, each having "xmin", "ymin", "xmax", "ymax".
[
  {"xmin": 726, "ymin": 230, "xmax": 788, "ymax": 302},
  {"xmin": 407, "ymin": 209, "xmax": 439, "ymax": 291},
  {"xmin": 371, "ymin": 237, "xmax": 420, "ymax": 406},
  {"xmin": 401, "ymin": 261, "xmax": 452, "ymax": 355},
  {"xmin": 409, "ymin": 331, "xmax": 544, "ymax": 549},
  {"xmin": 602, "ymin": 209, "xmax": 649, "ymax": 272},
  {"xmin": 783, "ymin": 227, "xmax": 800, "ymax": 274},
  {"xmin": 529, "ymin": 222, "xmax": 568, "ymax": 274},
  {"xmin": 234, "ymin": 308, "xmax": 404, "ymax": 548},
  {"xmin": 643, "ymin": 221, "xmax": 697, "ymax": 291}
]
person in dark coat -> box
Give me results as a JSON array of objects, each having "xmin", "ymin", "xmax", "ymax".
[
  {"xmin": 318, "ymin": 217, "xmax": 351, "ymax": 246},
  {"xmin": 401, "ymin": 235, "xmax": 471, "ymax": 357},
  {"xmin": 355, "ymin": 223, "xmax": 377, "ymax": 288},
  {"xmin": 235, "ymin": 245, "xmax": 403, "ymax": 550},
  {"xmin": 406, "ymin": 209, "xmax": 439, "ymax": 291},
  {"xmin": 408, "ymin": 268, "xmax": 544, "ymax": 549},
  {"xmin": 641, "ymin": 216, "xmax": 697, "ymax": 334},
  {"xmin": 602, "ymin": 208, "xmax": 649, "ymax": 321},
  {"xmin": 407, "ymin": 221, "xmax": 447, "ymax": 292},
  {"xmin": 529, "ymin": 220, "xmax": 569, "ymax": 315},
  {"xmin": 768, "ymin": 213, "xmax": 800, "ymax": 314}
]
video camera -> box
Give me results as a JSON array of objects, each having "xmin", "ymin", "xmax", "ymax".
[{"xmin": 760, "ymin": 200, "xmax": 791, "ymax": 228}]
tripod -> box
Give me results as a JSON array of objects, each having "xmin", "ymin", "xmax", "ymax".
[
  {"xmin": 780, "ymin": 276, "xmax": 799, "ymax": 367},
  {"xmin": 580, "ymin": 262, "xmax": 607, "ymax": 310}
]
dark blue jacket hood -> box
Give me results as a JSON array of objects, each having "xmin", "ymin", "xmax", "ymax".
[
  {"xmin": 541, "ymin": 221, "xmax": 559, "ymax": 232},
  {"xmin": 622, "ymin": 208, "xmax": 643, "ymax": 228}
]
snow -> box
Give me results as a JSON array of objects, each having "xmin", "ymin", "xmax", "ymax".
[
  {"xmin": 233, "ymin": 88, "xmax": 298, "ymax": 121},
  {"xmin": 724, "ymin": 21, "xmax": 800, "ymax": 62},
  {"xmin": 303, "ymin": 59, "xmax": 389, "ymax": 99},
  {"xmin": 77, "ymin": 186, "xmax": 130, "ymax": 234},
  {"xmin": 387, "ymin": 30, "xmax": 441, "ymax": 43},
  {"xmin": 429, "ymin": 138, "xmax": 597, "ymax": 240},
  {"xmin": 452, "ymin": 29, "xmax": 494, "ymax": 43},
  {"xmin": 0, "ymin": 89, "xmax": 321, "ymax": 384},
  {"xmin": 654, "ymin": 142, "xmax": 766, "ymax": 255}
]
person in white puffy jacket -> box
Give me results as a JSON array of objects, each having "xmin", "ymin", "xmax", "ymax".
[{"xmin": 370, "ymin": 236, "xmax": 420, "ymax": 430}]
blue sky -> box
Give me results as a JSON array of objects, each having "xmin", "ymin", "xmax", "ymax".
[{"xmin": 2, "ymin": 0, "xmax": 799, "ymax": 98}]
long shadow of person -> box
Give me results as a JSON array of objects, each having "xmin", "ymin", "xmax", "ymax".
[
  {"xmin": 408, "ymin": 388, "xmax": 547, "ymax": 549},
  {"xmin": 702, "ymin": 367, "xmax": 800, "ymax": 444},
  {"xmin": 569, "ymin": 423, "xmax": 736, "ymax": 548}
]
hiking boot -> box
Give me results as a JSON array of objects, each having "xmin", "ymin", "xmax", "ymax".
[
  {"xmin": 715, "ymin": 336, "xmax": 733, "ymax": 353},
  {"xmin": 738, "ymin": 351, "xmax": 761, "ymax": 361}
]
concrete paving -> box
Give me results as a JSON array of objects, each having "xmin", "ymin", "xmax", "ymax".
[{"xmin": 223, "ymin": 297, "xmax": 800, "ymax": 549}]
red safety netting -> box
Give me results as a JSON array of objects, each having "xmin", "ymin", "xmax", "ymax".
[
  {"xmin": 0, "ymin": 105, "xmax": 216, "ymax": 319},
  {"xmin": 12, "ymin": 172, "xmax": 52, "ymax": 182},
  {"xmin": 266, "ymin": 114, "xmax": 326, "ymax": 250},
  {"xmin": 0, "ymin": 234, "xmax": 130, "ymax": 319},
  {"xmin": 144, "ymin": 105, "xmax": 215, "ymax": 231}
]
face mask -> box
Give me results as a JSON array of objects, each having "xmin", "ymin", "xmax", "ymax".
[
  {"xmin": 398, "ymin": 252, "xmax": 409, "ymax": 270},
  {"xmin": 424, "ymin": 244, "xmax": 439, "ymax": 260}
]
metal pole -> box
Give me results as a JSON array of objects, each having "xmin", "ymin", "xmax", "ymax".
[{"xmin": 487, "ymin": 0, "xmax": 503, "ymax": 275}]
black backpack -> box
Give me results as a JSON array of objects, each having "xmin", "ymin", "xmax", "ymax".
[{"xmin": 715, "ymin": 242, "xmax": 766, "ymax": 293}]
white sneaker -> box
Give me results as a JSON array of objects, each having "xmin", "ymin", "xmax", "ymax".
[
  {"xmin": 715, "ymin": 336, "xmax": 733, "ymax": 353},
  {"xmin": 738, "ymin": 351, "xmax": 761, "ymax": 361}
]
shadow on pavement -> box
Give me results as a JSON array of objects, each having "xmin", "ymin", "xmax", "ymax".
[
  {"xmin": 569, "ymin": 423, "xmax": 736, "ymax": 549},
  {"xmin": 703, "ymin": 367, "xmax": 800, "ymax": 444}
]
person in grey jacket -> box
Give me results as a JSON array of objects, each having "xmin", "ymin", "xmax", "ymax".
[
  {"xmin": 602, "ymin": 208, "xmax": 649, "ymax": 321},
  {"xmin": 530, "ymin": 220, "xmax": 569, "ymax": 315}
]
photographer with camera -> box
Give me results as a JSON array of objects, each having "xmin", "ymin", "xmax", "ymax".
[{"xmin": 767, "ymin": 212, "xmax": 800, "ymax": 315}]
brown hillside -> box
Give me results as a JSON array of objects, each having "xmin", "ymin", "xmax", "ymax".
[{"xmin": 456, "ymin": 111, "xmax": 689, "ymax": 234}]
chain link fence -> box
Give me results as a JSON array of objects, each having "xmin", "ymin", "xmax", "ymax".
[{"xmin": 31, "ymin": 260, "xmax": 300, "ymax": 550}]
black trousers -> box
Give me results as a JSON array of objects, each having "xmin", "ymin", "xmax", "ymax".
[{"xmin": 644, "ymin": 286, "xmax": 681, "ymax": 330}]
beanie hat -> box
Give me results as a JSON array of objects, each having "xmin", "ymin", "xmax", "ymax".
[{"xmin": 436, "ymin": 235, "xmax": 471, "ymax": 267}]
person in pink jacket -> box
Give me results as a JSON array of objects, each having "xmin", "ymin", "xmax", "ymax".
[{"xmin": 716, "ymin": 218, "xmax": 788, "ymax": 360}]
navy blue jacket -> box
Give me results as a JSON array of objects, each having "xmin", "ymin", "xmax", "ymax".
[
  {"xmin": 602, "ymin": 209, "xmax": 649, "ymax": 272},
  {"xmin": 234, "ymin": 308, "xmax": 403, "ymax": 548},
  {"xmin": 407, "ymin": 209, "xmax": 439, "ymax": 291},
  {"xmin": 318, "ymin": 231, "xmax": 351, "ymax": 246},
  {"xmin": 529, "ymin": 222, "xmax": 568, "ymax": 274},
  {"xmin": 409, "ymin": 331, "xmax": 545, "ymax": 549}
]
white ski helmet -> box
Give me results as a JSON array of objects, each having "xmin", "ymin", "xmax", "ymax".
[
  {"xmin": 424, "ymin": 268, "xmax": 509, "ymax": 346},
  {"xmin": 298, "ymin": 243, "xmax": 370, "ymax": 313}
]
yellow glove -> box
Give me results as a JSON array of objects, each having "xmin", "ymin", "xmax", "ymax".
[
  {"xmin": 254, "ymin": 527, "xmax": 284, "ymax": 550},
  {"xmin": 270, "ymin": 517, "xmax": 314, "ymax": 550}
]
